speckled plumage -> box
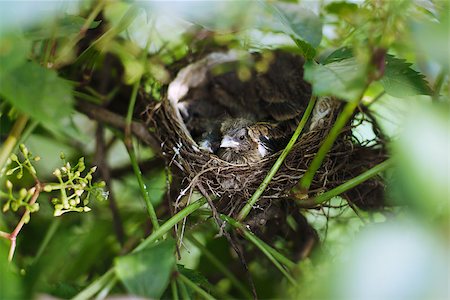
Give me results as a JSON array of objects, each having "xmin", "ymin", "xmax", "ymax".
[{"xmin": 217, "ymin": 118, "xmax": 285, "ymax": 164}]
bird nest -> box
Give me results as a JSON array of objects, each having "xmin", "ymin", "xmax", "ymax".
[{"xmin": 145, "ymin": 50, "xmax": 388, "ymax": 222}]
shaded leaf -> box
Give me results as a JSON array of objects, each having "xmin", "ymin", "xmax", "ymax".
[
  {"xmin": 0, "ymin": 62, "xmax": 74, "ymax": 131},
  {"xmin": 321, "ymin": 47, "xmax": 353, "ymax": 64},
  {"xmin": 25, "ymin": 15, "xmax": 101, "ymax": 40},
  {"xmin": 320, "ymin": 49, "xmax": 432, "ymax": 97},
  {"xmin": 115, "ymin": 239, "xmax": 176, "ymax": 298},
  {"xmin": 0, "ymin": 243, "xmax": 24, "ymax": 300},
  {"xmin": 380, "ymin": 55, "xmax": 432, "ymax": 97},
  {"xmin": 0, "ymin": 33, "xmax": 31, "ymax": 73},
  {"xmin": 304, "ymin": 58, "xmax": 367, "ymax": 100},
  {"xmin": 265, "ymin": 2, "xmax": 322, "ymax": 58},
  {"xmin": 325, "ymin": 1, "xmax": 358, "ymax": 15},
  {"xmin": 178, "ymin": 264, "xmax": 214, "ymax": 292}
]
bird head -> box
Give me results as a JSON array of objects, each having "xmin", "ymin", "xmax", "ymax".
[{"xmin": 219, "ymin": 118, "xmax": 254, "ymax": 153}]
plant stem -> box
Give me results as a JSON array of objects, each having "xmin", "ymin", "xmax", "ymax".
[
  {"xmin": 188, "ymin": 235, "xmax": 252, "ymax": 299},
  {"xmin": 55, "ymin": 0, "xmax": 105, "ymax": 66},
  {"xmin": 71, "ymin": 198, "xmax": 207, "ymax": 300},
  {"xmin": 297, "ymin": 159, "xmax": 392, "ymax": 207},
  {"xmin": 171, "ymin": 280, "xmax": 179, "ymax": 300},
  {"xmin": 32, "ymin": 219, "xmax": 61, "ymax": 264},
  {"xmin": 7, "ymin": 184, "xmax": 41, "ymax": 261},
  {"xmin": 134, "ymin": 197, "xmax": 207, "ymax": 252},
  {"xmin": 178, "ymin": 274, "xmax": 216, "ymax": 300},
  {"xmin": 177, "ymin": 279, "xmax": 191, "ymax": 300},
  {"xmin": 432, "ymin": 69, "xmax": 447, "ymax": 102},
  {"xmin": 222, "ymin": 215, "xmax": 297, "ymax": 284},
  {"xmin": 0, "ymin": 114, "xmax": 28, "ymax": 173},
  {"xmin": 237, "ymin": 96, "xmax": 317, "ymax": 221},
  {"xmin": 72, "ymin": 269, "xmax": 116, "ymax": 300},
  {"xmin": 127, "ymin": 147, "xmax": 160, "ymax": 230},
  {"xmin": 297, "ymin": 85, "xmax": 369, "ymax": 192}
]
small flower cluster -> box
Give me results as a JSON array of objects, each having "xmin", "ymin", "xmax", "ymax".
[
  {"xmin": 0, "ymin": 144, "xmax": 107, "ymax": 218},
  {"xmin": 45, "ymin": 154, "xmax": 107, "ymax": 216},
  {"xmin": 1, "ymin": 145, "xmax": 41, "ymax": 217}
]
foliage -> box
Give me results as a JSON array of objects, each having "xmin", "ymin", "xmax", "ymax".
[{"xmin": 0, "ymin": 0, "xmax": 448, "ymax": 299}]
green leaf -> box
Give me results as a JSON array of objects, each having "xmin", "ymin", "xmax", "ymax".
[
  {"xmin": 380, "ymin": 55, "xmax": 432, "ymax": 97},
  {"xmin": 24, "ymin": 15, "xmax": 102, "ymax": 40},
  {"xmin": 321, "ymin": 47, "xmax": 353, "ymax": 64},
  {"xmin": 0, "ymin": 243, "xmax": 24, "ymax": 300},
  {"xmin": 304, "ymin": 58, "xmax": 367, "ymax": 100},
  {"xmin": 0, "ymin": 61, "xmax": 74, "ymax": 131},
  {"xmin": 325, "ymin": 1, "xmax": 358, "ymax": 16},
  {"xmin": 178, "ymin": 265, "xmax": 214, "ymax": 291},
  {"xmin": 115, "ymin": 239, "xmax": 176, "ymax": 298},
  {"xmin": 265, "ymin": 2, "xmax": 322, "ymax": 58},
  {"xmin": 320, "ymin": 49, "xmax": 432, "ymax": 97},
  {"xmin": 0, "ymin": 33, "xmax": 31, "ymax": 73}
]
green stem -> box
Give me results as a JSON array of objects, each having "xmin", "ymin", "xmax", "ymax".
[
  {"xmin": 178, "ymin": 279, "xmax": 191, "ymax": 300},
  {"xmin": 127, "ymin": 147, "xmax": 160, "ymax": 230},
  {"xmin": 134, "ymin": 197, "xmax": 207, "ymax": 252},
  {"xmin": 171, "ymin": 280, "xmax": 179, "ymax": 300},
  {"xmin": 71, "ymin": 198, "xmax": 207, "ymax": 299},
  {"xmin": 297, "ymin": 159, "xmax": 392, "ymax": 207},
  {"xmin": 432, "ymin": 69, "xmax": 447, "ymax": 102},
  {"xmin": 178, "ymin": 274, "xmax": 216, "ymax": 300},
  {"xmin": 237, "ymin": 96, "xmax": 317, "ymax": 221},
  {"xmin": 188, "ymin": 235, "xmax": 252, "ymax": 299},
  {"xmin": 55, "ymin": 0, "xmax": 105, "ymax": 65},
  {"xmin": 297, "ymin": 86, "xmax": 369, "ymax": 192},
  {"xmin": 95, "ymin": 276, "xmax": 118, "ymax": 300},
  {"xmin": 72, "ymin": 269, "xmax": 115, "ymax": 300},
  {"xmin": 32, "ymin": 219, "xmax": 61, "ymax": 264},
  {"xmin": 125, "ymin": 82, "xmax": 140, "ymax": 130},
  {"xmin": 0, "ymin": 115, "xmax": 28, "ymax": 173},
  {"xmin": 222, "ymin": 215, "xmax": 297, "ymax": 284}
]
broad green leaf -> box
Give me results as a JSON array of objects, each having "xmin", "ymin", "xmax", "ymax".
[
  {"xmin": 321, "ymin": 49, "xmax": 432, "ymax": 97},
  {"xmin": 0, "ymin": 33, "xmax": 31, "ymax": 73},
  {"xmin": 0, "ymin": 62, "xmax": 74, "ymax": 131},
  {"xmin": 115, "ymin": 239, "xmax": 176, "ymax": 298},
  {"xmin": 265, "ymin": 2, "xmax": 322, "ymax": 58},
  {"xmin": 380, "ymin": 55, "xmax": 432, "ymax": 97},
  {"xmin": 304, "ymin": 58, "xmax": 367, "ymax": 100}
]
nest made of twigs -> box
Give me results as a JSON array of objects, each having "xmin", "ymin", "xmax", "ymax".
[{"xmin": 146, "ymin": 50, "xmax": 388, "ymax": 219}]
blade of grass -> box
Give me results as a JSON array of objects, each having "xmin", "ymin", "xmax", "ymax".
[{"xmin": 237, "ymin": 96, "xmax": 317, "ymax": 222}]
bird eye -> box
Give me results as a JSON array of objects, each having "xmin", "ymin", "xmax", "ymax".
[{"xmin": 239, "ymin": 135, "xmax": 245, "ymax": 141}]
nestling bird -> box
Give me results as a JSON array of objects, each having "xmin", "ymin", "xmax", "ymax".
[
  {"xmin": 167, "ymin": 50, "xmax": 312, "ymax": 148},
  {"xmin": 217, "ymin": 118, "xmax": 286, "ymax": 164}
]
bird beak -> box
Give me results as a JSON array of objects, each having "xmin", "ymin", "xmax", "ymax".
[{"xmin": 220, "ymin": 136, "xmax": 240, "ymax": 148}]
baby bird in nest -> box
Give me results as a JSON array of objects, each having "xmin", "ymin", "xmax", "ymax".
[{"xmin": 217, "ymin": 118, "xmax": 285, "ymax": 164}]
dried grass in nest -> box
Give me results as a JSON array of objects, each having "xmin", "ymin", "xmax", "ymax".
[{"xmin": 147, "ymin": 96, "xmax": 387, "ymax": 219}]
